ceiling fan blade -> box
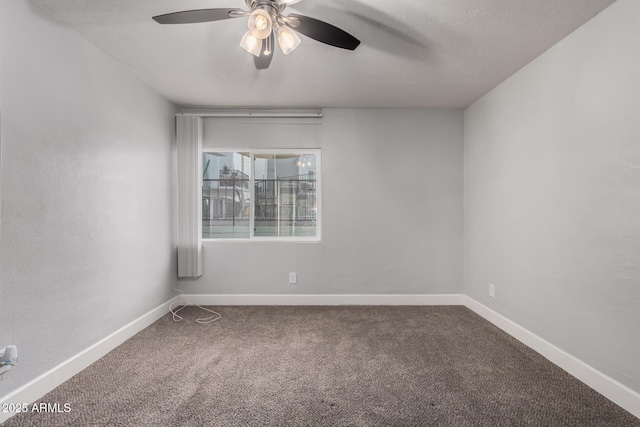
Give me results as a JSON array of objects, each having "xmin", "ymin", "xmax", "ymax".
[
  {"xmin": 286, "ymin": 13, "xmax": 360, "ymax": 50},
  {"xmin": 254, "ymin": 33, "xmax": 275, "ymax": 70},
  {"xmin": 275, "ymin": 0, "xmax": 303, "ymax": 5},
  {"xmin": 152, "ymin": 8, "xmax": 243, "ymax": 25}
]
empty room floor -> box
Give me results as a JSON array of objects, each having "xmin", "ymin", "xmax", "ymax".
[{"xmin": 3, "ymin": 306, "xmax": 638, "ymax": 426}]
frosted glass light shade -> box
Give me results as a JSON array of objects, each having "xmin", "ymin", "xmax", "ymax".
[
  {"xmin": 276, "ymin": 25, "xmax": 301, "ymax": 55},
  {"xmin": 240, "ymin": 31, "xmax": 262, "ymax": 57},
  {"xmin": 248, "ymin": 9, "xmax": 273, "ymax": 39}
]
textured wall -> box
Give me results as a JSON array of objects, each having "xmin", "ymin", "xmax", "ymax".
[
  {"xmin": 465, "ymin": 0, "xmax": 640, "ymax": 393},
  {"xmin": 0, "ymin": 0, "xmax": 176, "ymax": 395},
  {"xmin": 181, "ymin": 108, "xmax": 464, "ymax": 295}
]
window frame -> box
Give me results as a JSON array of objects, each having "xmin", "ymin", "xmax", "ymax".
[{"xmin": 202, "ymin": 148, "xmax": 321, "ymax": 243}]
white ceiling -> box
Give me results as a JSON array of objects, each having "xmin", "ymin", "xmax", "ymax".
[{"xmin": 33, "ymin": 0, "xmax": 616, "ymax": 108}]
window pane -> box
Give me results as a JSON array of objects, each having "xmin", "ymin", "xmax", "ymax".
[
  {"xmin": 202, "ymin": 152, "xmax": 250, "ymax": 238},
  {"xmin": 254, "ymin": 153, "xmax": 317, "ymax": 237}
]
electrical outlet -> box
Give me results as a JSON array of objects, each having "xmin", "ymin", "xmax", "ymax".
[
  {"xmin": 0, "ymin": 345, "xmax": 18, "ymax": 375},
  {"xmin": 489, "ymin": 283, "xmax": 495, "ymax": 298},
  {"xmin": 289, "ymin": 272, "xmax": 297, "ymax": 284}
]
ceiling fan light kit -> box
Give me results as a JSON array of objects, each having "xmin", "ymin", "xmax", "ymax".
[
  {"xmin": 239, "ymin": 30, "xmax": 263, "ymax": 56},
  {"xmin": 276, "ymin": 24, "xmax": 301, "ymax": 55},
  {"xmin": 152, "ymin": 0, "xmax": 360, "ymax": 70},
  {"xmin": 247, "ymin": 8, "xmax": 273, "ymax": 39}
]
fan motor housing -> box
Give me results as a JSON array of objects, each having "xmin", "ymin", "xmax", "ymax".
[{"xmin": 246, "ymin": 0, "xmax": 285, "ymax": 14}]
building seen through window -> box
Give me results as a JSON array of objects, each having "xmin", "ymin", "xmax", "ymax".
[{"xmin": 202, "ymin": 151, "xmax": 319, "ymax": 240}]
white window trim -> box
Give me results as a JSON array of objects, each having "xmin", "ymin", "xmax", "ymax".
[{"xmin": 202, "ymin": 148, "xmax": 321, "ymax": 243}]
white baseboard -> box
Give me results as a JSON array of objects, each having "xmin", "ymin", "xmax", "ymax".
[
  {"xmin": 0, "ymin": 297, "xmax": 177, "ymax": 424},
  {"xmin": 463, "ymin": 296, "xmax": 640, "ymax": 419},
  {"xmin": 179, "ymin": 293, "xmax": 464, "ymax": 306}
]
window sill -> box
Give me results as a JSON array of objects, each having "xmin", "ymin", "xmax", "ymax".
[{"xmin": 202, "ymin": 238, "xmax": 321, "ymax": 243}]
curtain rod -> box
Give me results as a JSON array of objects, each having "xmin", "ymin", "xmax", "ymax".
[{"xmin": 176, "ymin": 109, "xmax": 323, "ymax": 118}]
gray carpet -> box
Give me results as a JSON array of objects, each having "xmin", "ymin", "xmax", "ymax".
[{"xmin": 3, "ymin": 306, "xmax": 638, "ymax": 426}]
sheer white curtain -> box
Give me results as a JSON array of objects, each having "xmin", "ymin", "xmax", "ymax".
[{"xmin": 176, "ymin": 115, "xmax": 203, "ymax": 278}]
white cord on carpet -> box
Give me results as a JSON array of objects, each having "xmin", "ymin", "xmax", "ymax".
[{"xmin": 170, "ymin": 289, "xmax": 222, "ymax": 324}]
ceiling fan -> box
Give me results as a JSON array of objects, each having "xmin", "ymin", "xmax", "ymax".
[{"xmin": 152, "ymin": 0, "xmax": 360, "ymax": 70}]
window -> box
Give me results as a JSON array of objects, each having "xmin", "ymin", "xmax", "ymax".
[
  {"xmin": 203, "ymin": 150, "xmax": 320, "ymax": 241},
  {"xmin": 202, "ymin": 151, "xmax": 251, "ymax": 239}
]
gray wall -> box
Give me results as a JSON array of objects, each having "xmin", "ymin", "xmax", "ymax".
[
  {"xmin": 0, "ymin": 0, "xmax": 176, "ymax": 395},
  {"xmin": 181, "ymin": 109, "xmax": 464, "ymax": 295},
  {"xmin": 464, "ymin": 0, "xmax": 640, "ymax": 394}
]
